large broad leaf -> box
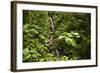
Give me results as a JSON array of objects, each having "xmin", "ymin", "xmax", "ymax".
[
  {"xmin": 62, "ymin": 32, "xmax": 68, "ymax": 36},
  {"xmin": 71, "ymin": 31, "xmax": 80, "ymax": 38},
  {"xmin": 58, "ymin": 35, "xmax": 65, "ymax": 39},
  {"xmin": 62, "ymin": 32, "xmax": 74, "ymax": 37},
  {"xmin": 67, "ymin": 33, "xmax": 73, "ymax": 37},
  {"xmin": 71, "ymin": 31, "xmax": 79, "ymax": 36},
  {"xmin": 65, "ymin": 37, "xmax": 76, "ymax": 47}
]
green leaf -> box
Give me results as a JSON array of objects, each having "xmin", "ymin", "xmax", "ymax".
[
  {"xmin": 67, "ymin": 33, "xmax": 73, "ymax": 37},
  {"xmin": 71, "ymin": 31, "xmax": 79, "ymax": 36},
  {"xmin": 58, "ymin": 36, "xmax": 65, "ymax": 39},
  {"xmin": 32, "ymin": 24, "xmax": 41, "ymax": 30},
  {"xmin": 61, "ymin": 56, "xmax": 69, "ymax": 61},
  {"xmin": 30, "ymin": 29, "xmax": 39, "ymax": 34},
  {"xmin": 71, "ymin": 39, "xmax": 77, "ymax": 47},
  {"xmin": 63, "ymin": 32, "xmax": 68, "ymax": 36},
  {"xmin": 39, "ymin": 34, "xmax": 45, "ymax": 39},
  {"xmin": 23, "ymin": 48, "xmax": 29, "ymax": 56},
  {"xmin": 25, "ymin": 54, "xmax": 31, "ymax": 60},
  {"xmin": 39, "ymin": 58, "xmax": 45, "ymax": 62},
  {"xmin": 65, "ymin": 37, "xmax": 76, "ymax": 47}
]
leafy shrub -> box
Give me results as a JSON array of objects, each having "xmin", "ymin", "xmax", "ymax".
[{"xmin": 23, "ymin": 10, "xmax": 91, "ymax": 62}]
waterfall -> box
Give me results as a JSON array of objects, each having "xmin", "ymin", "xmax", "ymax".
[{"xmin": 49, "ymin": 17, "xmax": 54, "ymax": 33}]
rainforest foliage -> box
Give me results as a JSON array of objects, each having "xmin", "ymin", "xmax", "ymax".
[{"xmin": 23, "ymin": 10, "xmax": 91, "ymax": 62}]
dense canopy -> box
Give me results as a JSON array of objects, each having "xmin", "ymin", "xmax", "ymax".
[{"xmin": 23, "ymin": 10, "xmax": 91, "ymax": 62}]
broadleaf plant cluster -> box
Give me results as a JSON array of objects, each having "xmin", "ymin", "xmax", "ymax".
[{"xmin": 23, "ymin": 10, "xmax": 91, "ymax": 62}]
